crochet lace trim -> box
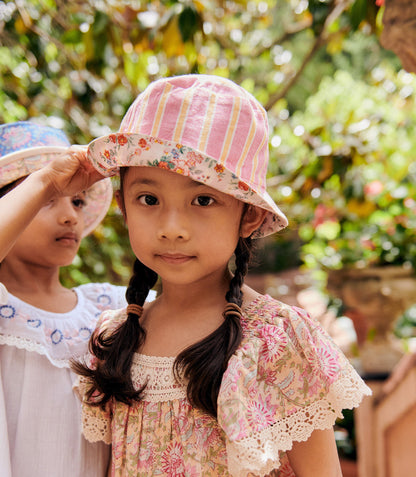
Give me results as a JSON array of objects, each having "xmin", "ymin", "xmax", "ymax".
[
  {"xmin": 0, "ymin": 334, "xmax": 70, "ymax": 368},
  {"xmin": 226, "ymin": 371, "xmax": 372, "ymax": 477},
  {"xmin": 82, "ymin": 408, "xmax": 112, "ymax": 445},
  {"xmin": 131, "ymin": 353, "xmax": 187, "ymax": 401},
  {"xmin": 81, "ymin": 354, "xmax": 187, "ymax": 445}
]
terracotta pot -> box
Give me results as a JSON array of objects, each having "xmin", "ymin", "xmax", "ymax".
[{"xmin": 327, "ymin": 266, "xmax": 416, "ymax": 375}]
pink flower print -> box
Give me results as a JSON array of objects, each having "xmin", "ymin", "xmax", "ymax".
[
  {"xmin": 194, "ymin": 424, "xmax": 217, "ymax": 450},
  {"xmin": 261, "ymin": 367, "xmax": 278, "ymax": 386},
  {"xmin": 158, "ymin": 161, "xmax": 171, "ymax": 170},
  {"xmin": 138, "ymin": 138, "xmax": 150, "ymax": 149},
  {"xmin": 132, "ymin": 148, "xmax": 143, "ymax": 160},
  {"xmin": 174, "ymin": 413, "xmax": 193, "ymax": 436},
  {"xmin": 183, "ymin": 156, "xmax": 197, "ymax": 168},
  {"xmin": 246, "ymin": 394, "xmax": 278, "ymax": 432},
  {"xmin": 187, "ymin": 150, "xmax": 204, "ymax": 164},
  {"xmin": 308, "ymin": 347, "xmax": 340, "ymax": 382},
  {"xmin": 238, "ymin": 181, "xmax": 249, "ymax": 192},
  {"xmin": 203, "ymin": 424, "xmax": 223, "ymax": 449},
  {"xmin": 161, "ymin": 441, "xmax": 186, "ymax": 476},
  {"xmin": 112, "ymin": 439, "xmax": 125, "ymax": 464},
  {"xmin": 117, "ymin": 134, "xmax": 128, "ymax": 146},
  {"xmin": 233, "ymin": 417, "xmax": 249, "ymax": 440},
  {"xmin": 260, "ymin": 325, "xmax": 288, "ymax": 362}
]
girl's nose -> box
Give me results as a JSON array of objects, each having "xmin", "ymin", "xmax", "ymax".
[
  {"xmin": 56, "ymin": 197, "xmax": 79, "ymax": 226},
  {"xmin": 157, "ymin": 209, "xmax": 190, "ymax": 241}
]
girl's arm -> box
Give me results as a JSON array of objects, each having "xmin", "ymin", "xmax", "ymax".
[
  {"xmin": 0, "ymin": 147, "xmax": 103, "ymax": 262},
  {"xmin": 287, "ymin": 428, "xmax": 343, "ymax": 477}
]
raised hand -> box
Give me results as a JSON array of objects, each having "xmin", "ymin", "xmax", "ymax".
[{"xmin": 40, "ymin": 146, "xmax": 106, "ymax": 199}]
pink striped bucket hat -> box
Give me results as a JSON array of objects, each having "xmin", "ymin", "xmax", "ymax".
[
  {"xmin": 87, "ymin": 74, "xmax": 288, "ymax": 237},
  {"xmin": 0, "ymin": 121, "xmax": 113, "ymax": 237}
]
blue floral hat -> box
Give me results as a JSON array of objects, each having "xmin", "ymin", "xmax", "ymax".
[{"xmin": 0, "ymin": 121, "xmax": 113, "ymax": 236}]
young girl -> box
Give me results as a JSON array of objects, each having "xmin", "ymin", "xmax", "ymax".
[
  {"xmin": 0, "ymin": 121, "xmax": 128, "ymax": 477},
  {"xmin": 75, "ymin": 75, "xmax": 371, "ymax": 477}
]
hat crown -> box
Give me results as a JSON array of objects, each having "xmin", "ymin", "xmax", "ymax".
[
  {"xmin": 119, "ymin": 75, "xmax": 270, "ymax": 193},
  {"xmin": 0, "ymin": 121, "xmax": 70, "ymax": 158}
]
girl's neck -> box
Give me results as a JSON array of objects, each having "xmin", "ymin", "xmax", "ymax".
[
  {"xmin": 0, "ymin": 259, "xmax": 76, "ymax": 312},
  {"xmin": 158, "ymin": 269, "xmax": 232, "ymax": 312},
  {"xmin": 139, "ymin": 271, "xmax": 233, "ymax": 357}
]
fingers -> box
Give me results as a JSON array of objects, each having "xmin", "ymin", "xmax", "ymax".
[{"xmin": 67, "ymin": 145, "xmax": 104, "ymax": 181}]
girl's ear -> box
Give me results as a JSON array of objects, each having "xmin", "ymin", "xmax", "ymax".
[
  {"xmin": 115, "ymin": 190, "xmax": 127, "ymax": 223},
  {"xmin": 240, "ymin": 205, "xmax": 267, "ymax": 238}
]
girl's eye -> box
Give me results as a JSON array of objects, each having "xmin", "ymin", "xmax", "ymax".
[
  {"xmin": 139, "ymin": 194, "xmax": 158, "ymax": 205},
  {"xmin": 193, "ymin": 195, "xmax": 214, "ymax": 206},
  {"xmin": 72, "ymin": 196, "xmax": 86, "ymax": 209}
]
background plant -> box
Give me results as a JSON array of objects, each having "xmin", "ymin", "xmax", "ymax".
[{"xmin": 269, "ymin": 66, "xmax": 416, "ymax": 275}]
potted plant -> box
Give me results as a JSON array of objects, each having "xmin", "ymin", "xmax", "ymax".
[{"xmin": 267, "ymin": 65, "xmax": 416, "ymax": 374}]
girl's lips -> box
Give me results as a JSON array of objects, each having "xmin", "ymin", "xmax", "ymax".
[
  {"xmin": 56, "ymin": 233, "xmax": 79, "ymax": 245},
  {"xmin": 158, "ymin": 253, "xmax": 194, "ymax": 264}
]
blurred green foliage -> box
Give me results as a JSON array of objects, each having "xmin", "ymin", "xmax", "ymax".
[
  {"xmin": 270, "ymin": 67, "xmax": 416, "ymax": 272},
  {"xmin": 0, "ymin": 0, "xmax": 399, "ymax": 287}
]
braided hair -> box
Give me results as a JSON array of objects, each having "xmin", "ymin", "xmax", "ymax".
[
  {"xmin": 174, "ymin": 236, "xmax": 253, "ymax": 417},
  {"xmin": 71, "ymin": 259, "xmax": 157, "ymax": 406}
]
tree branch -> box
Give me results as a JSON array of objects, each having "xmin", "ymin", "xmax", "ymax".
[{"xmin": 264, "ymin": 0, "xmax": 352, "ymax": 111}]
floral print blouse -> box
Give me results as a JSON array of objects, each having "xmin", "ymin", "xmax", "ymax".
[{"xmin": 77, "ymin": 294, "xmax": 371, "ymax": 477}]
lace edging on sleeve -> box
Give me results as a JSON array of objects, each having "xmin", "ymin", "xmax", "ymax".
[
  {"xmin": 78, "ymin": 376, "xmax": 112, "ymax": 445},
  {"xmin": 225, "ymin": 368, "xmax": 371, "ymax": 477}
]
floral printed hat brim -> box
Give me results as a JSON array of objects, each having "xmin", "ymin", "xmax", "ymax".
[
  {"xmin": 0, "ymin": 145, "xmax": 113, "ymax": 237},
  {"xmin": 88, "ymin": 133, "xmax": 288, "ymax": 238}
]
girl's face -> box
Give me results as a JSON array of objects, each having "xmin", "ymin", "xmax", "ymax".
[
  {"xmin": 6, "ymin": 193, "xmax": 86, "ymax": 269},
  {"xmin": 117, "ymin": 167, "xmax": 264, "ymax": 290}
]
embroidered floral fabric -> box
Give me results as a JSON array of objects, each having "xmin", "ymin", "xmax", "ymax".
[
  {"xmin": 78, "ymin": 294, "xmax": 371, "ymax": 477},
  {"xmin": 0, "ymin": 282, "xmax": 126, "ymax": 366}
]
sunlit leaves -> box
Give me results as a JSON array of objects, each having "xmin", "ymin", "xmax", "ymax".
[
  {"xmin": 0, "ymin": 0, "xmax": 400, "ymax": 284},
  {"xmin": 270, "ymin": 65, "xmax": 416, "ymax": 271}
]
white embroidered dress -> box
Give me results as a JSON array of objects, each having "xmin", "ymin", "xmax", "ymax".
[{"xmin": 0, "ymin": 282, "xmax": 127, "ymax": 477}]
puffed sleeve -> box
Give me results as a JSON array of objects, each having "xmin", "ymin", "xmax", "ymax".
[
  {"xmin": 74, "ymin": 308, "xmax": 128, "ymax": 445},
  {"xmin": 217, "ymin": 295, "xmax": 371, "ymax": 477},
  {"xmin": 77, "ymin": 375, "xmax": 112, "ymax": 444}
]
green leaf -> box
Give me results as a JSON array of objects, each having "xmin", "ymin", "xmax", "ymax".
[
  {"xmin": 178, "ymin": 5, "xmax": 200, "ymax": 42},
  {"xmin": 349, "ymin": 0, "xmax": 368, "ymax": 30}
]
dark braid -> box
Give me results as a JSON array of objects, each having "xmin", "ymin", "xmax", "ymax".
[
  {"xmin": 174, "ymin": 236, "xmax": 253, "ymax": 418},
  {"xmin": 226, "ymin": 236, "xmax": 252, "ymax": 306},
  {"xmin": 71, "ymin": 258, "xmax": 157, "ymax": 406}
]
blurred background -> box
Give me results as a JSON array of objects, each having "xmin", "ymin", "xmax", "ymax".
[{"xmin": 1, "ymin": 1, "xmax": 415, "ymax": 475}]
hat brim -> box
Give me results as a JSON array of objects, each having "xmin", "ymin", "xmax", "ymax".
[
  {"xmin": 88, "ymin": 133, "xmax": 288, "ymax": 237},
  {"xmin": 0, "ymin": 146, "xmax": 113, "ymax": 237}
]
